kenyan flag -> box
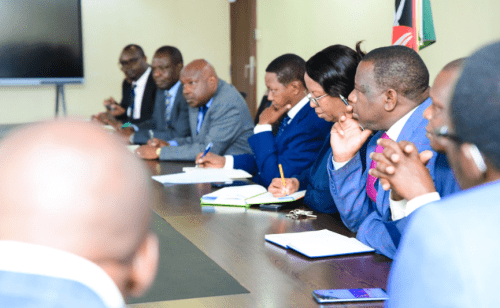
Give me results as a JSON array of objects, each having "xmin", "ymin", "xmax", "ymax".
[{"xmin": 392, "ymin": 0, "xmax": 436, "ymax": 51}]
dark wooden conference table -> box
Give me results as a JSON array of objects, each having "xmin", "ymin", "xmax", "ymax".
[{"xmin": 136, "ymin": 160, "xmax": 391, "ymax": 308}]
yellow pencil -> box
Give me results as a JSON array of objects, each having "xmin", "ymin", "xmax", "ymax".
[{"xmin": 279, "ymin": 164, "xmax": 287, "ymax": 196}]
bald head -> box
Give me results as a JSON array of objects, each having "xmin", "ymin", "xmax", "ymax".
[
  {"xmin": 0, "ymin": 120, "xmax": 158, "ymax": 298},
  {"xmin": 180, "ymin": 59, "xmax": 219, "ymax": 108}
]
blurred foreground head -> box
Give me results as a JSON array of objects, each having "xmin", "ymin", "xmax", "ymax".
[{"xmin": 0, "ymin": 119, "xmax": 158, "ymax": 300}]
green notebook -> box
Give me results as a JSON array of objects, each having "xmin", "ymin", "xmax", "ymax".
[{"xmin": 201, "ymin": 184, "xmax": 305, "ymax": 208}]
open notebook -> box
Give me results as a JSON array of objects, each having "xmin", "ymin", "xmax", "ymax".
[
  {"xmin": 265, "ymin": 229, "xmax": 374, "ymax": 258},
  {"xmin": 201, "ymin": 184, "xmax": 305, "ymax": 208}
]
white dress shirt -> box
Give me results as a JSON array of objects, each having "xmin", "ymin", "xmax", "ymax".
[
  {"xmin": 0, "ymin": 241, "xmax": 125, "ymax": 308},
  {"xmin": 131, "ymin": 66, "xmax": 152, "ymax": 120},
  {"xmin": 224, "ymin": 95, "xmax": 310, "ymax": 169}
]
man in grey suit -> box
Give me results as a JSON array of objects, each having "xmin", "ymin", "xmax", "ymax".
[
  {"xmin": 120, "ymin": 46, "xmax": 190, "ymax": 144},
  {"xmin": 136, "ymin": 59, "xmax": 254, "ymax": 161}
]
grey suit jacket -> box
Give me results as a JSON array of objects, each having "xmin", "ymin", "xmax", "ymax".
[
  {"xmin": 159, "ymin": 79, "xmax": 254, "ymax": 161},
  {"xmin": 133, "ymin": 85, "xmax": 190, "ymax": 144}
]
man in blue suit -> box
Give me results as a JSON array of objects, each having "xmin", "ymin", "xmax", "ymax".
[
  {"xmin": 368, "ymin": 59, "xmax": 464, "ymax": 247},
  {"xmin": 386, "ymin": 41, "xmax": 500, "ymax": 308},
  {"xmin": 197, "ymin": 54, "xmax": 331, "ymax": 187},
  {"xmin": 0, "ymin": 120, "xmax": 159, "ymax": 307},
  {"xmin": 327, "ymin": 46, "xmax": 454, "ymax": 259}
]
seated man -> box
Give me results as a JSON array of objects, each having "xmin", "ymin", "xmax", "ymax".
[
  {"xmin": 93, "ymin": 44, "xmax": 156, "ymax": 126},
  {"xmin": 136, "ymin": 59, "xmax": 254, "ymax": 161},
  {"xmin": 120, "ymin": 46, "xmax": 190, "ymax": 144},
  {"xmin": 0, "ymin": 120, "xmax": 159, "ymax": 307},
  {"xmin": 368, "ymin": 59, "xmax": 464, "ymax": 246},
  {"xmin": 268, "ymin": 43, "xmax": 365, "ymax": 213},
  {"xmin": 196, "ymin": 54, "xmax": 331, "ymax": 187},
  {"xmin": 327, "ymin": 46, "xmax": 455, "ymax": 259},
  {"xmin": 386, "ymin": 41, "xmax": 500, "ymax": 308}
]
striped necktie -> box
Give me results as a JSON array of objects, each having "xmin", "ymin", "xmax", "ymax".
[
  {"xmin": 164, "ymin": 91, "xmax": 173, "ymax": 124},
  {"xmin": 127, "ymin": 83, "xmax": 137, "ymax": 118},
  {"xmin": 275, "ymin": 115, "xmax": 291, "ymax": 138},
  {"xmin": 366, "ymin": 133, "xmax": 390, "ymax": 202}
]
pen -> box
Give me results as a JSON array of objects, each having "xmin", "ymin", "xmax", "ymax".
[
  {"xmin": 339, "ymin": 94, "xmax": 349, "ymax": 106},
  {"xmin": 201, "ymin": 142, "xmax": 213, "ymax": 159},
  {"xmin": 121, "ymin": 122, "xmax": 131, "ymax": 129},
  {"xmin": 279, "ymin": 163, "xmax": 287, "ymax": 196},
  {"xmin": 149, "ymin": 129, "xmax": 154, "ymax": 141}
]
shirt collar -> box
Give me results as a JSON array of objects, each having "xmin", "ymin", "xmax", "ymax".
[
  {"xmin": 0, "ymin": 241, "xmax": 125, "ymax": 308},
  {"xmin": 165, "ymin": 80, "xmax": 181, "ymax": 99},
  {"xmin": 202, "ymin": 97, "xmax": 214, "ymax": 110},
  {"xmin": 133, "ymin": 66, "xmax": 151, "ymax": 88},
  {"xmin": 287, "ymin": 95, "xmax": 310, "ymax": 120},
  {"xmin": 385, "ymin": 103, "xmax": 420, "ymax": 141}
]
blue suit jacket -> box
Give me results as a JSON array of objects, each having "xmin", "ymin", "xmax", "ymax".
[
  {"xmin": 294, "ymin": 135, "xmax": 336, "ymax": 213},
  {"xmin": 386, "ymin": 180, "xmax": 500, "ymax": 308},
  {"xmin": 0, "ymin": 270, "xmax": 108, "ymax": 307},
  {"xmin": 233, "ymin": 103, "xmax": 331, "ymax": 187},
  {"xmin": 328, "ymin": 98, "xmax": 460, "ymax": 258},
  {"xmin": 133, "ymin": 86, "xmax": 190, "ymax": 144}
]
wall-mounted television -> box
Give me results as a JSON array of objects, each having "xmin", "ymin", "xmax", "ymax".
[{"xmin": 0, "ymin": 0, "xmax": 83, "ymax": 85}]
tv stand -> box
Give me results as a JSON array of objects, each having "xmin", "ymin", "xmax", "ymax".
[{"xmin": 55, "ymin": 84, "xmax": 67, "ymax": 117}]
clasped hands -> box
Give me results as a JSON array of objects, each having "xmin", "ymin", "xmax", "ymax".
[
  {"xmin": 135, "ymin": 138, "xmax": 170, "ymax": 160},
  {"xmin": 369, "ymin": 138, "xmax": 437, "ymax": 201}
]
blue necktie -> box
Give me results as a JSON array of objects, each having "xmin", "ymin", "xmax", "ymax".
[
  {"xmin": 127, "ymin": 83, "xmax": 137, "ymax": 118},
  {"xmin": 164, "ymin": 91, "xmax": 173, "ymax": 124},
  {"xmin": 275, "ymin": 115, "xmax": 290, "ymax": 138},
  {"xmin": 197, "ymin": 105, "xmax": 208, "ymax": 134}
]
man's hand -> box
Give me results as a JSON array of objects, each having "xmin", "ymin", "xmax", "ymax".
[
  {"xmin": 91, "ymin": 112, "xmax": 121, "ymax": 129},
  {"xmin": 135, "ymin": 145, "xmax": 160, "ymax": 160},
  {"xmin": 147, "ymin": 138, "xmax": 169, "ymax": 148},
  {"xmin": 369, "ymin": 139, "xmax": 436, "ymax": 201},
  {"xmin": 104, "ymin": 97, "xmax": 125, "ymax": 117},
  {"xmin": 258, "ymin": 104, "xmax": 291, "ymax": 125},
  {"xmin": 196, "ymin": 152, "xmax": 225, "ymax": 168},
  {"xmin": 330, "ymin": 105, "xmax": 373, "ymax": 162},
  {"xmin": 268, "ymin": 177, "xmax": 299, "ymax": 197}
]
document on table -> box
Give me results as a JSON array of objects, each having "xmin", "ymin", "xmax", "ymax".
[
  {"xmin": 201, "ymin": 184, "xmax": 306, "ymax": 207},
  {"xmin": 265, "ymin": 229, "xmax": 374, "ymax": 258},
  {"xmin": 152, "ymin": 168, "xmax": 252, "ymax": 184}
]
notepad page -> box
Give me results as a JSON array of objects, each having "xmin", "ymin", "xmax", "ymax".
[
  {"xmin": 287, "ymin": 237, "xmax": 374, "ymax": 258},
  {"xmin": 265, "ymin": 229, "xmax": 348, "ymax": 248},
  {"xmin": 248, "ymin": 190, "xmax": 306, "ymax": 205},
  {"xmin": 202, "ymin": 184, "xmax": 267, "ymax": 201}
]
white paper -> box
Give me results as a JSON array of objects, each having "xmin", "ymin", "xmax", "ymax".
[
  {"xmin": 152, "ymin": 168, "xmax": 252, "ymax": 184},
  {"xmin": 127, "ymin": 145, "xmax": 140, "ymax": 153},
  {"xmin": 265, "ymin": 229, "xmax": 374, "ymax": 258},
  {"xmin": 201, "ymin": 184, "xmax": 267, "ymax": 205}
]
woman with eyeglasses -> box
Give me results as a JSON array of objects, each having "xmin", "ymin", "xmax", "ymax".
[{"xmin": 268, "ymin": 42, "xmax": 365, "ymax": 214}]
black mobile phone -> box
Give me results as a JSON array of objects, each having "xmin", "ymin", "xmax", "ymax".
[
  {"xmin": 312, "ymin": 288, "xmax": 388, "ymax": 303},
  {"xmin": 259, "ymin": 203, "xmax": 284, "ymax": 211},
  {"xmin": 211, "ymin": 180, "xmax": 249, "ymax": 188}
]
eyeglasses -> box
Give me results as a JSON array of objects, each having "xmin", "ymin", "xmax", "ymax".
[
  {"xmin": 434, "ymin": 125, "xmax": 463, "ymax": 143},
  {"xmin": 305, "ymin": 91, "xmax": 350, "ymax": 107},
  {"xmin": 118, "ymin": 57, "xmax": 140, "ymax": 67},
  {"xmin": 306, "ymin": 92, "xmax": 328, "ymax": 107},
  {"xmin": 434, "ymin": 125, "xmax": 487, "ymax": 173}
]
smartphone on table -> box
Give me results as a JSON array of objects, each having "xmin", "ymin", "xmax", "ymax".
[{"xmin": 312, "ymin": 288, "xmax": 388, "ymax": 303}]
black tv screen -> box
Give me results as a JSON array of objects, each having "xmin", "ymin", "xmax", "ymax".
[{"xmin": 0, "ymin": 0, "xmax": 83, "ymax": 85}]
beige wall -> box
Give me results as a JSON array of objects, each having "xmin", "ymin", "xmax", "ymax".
[
  {"xmin": 0, "ymin": 0, "xmax": 230, "ymax": 124},
  {"xmin": 3, "ymin": 0, "xmax": 500, "ymax": 123},
  {"xmin": 256, "ymin": 0, "xmax": 500, "ymax": 104}
]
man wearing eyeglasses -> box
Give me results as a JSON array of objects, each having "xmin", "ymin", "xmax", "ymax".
[
  {"xmin": 386, "ymin": 41, "xmax": 500, "ymax": 308},
  {"xmin": 93, "ymin": 44, "xmax": 156, "ymax": 126},
  {"xmin": 196, "ymin": 54, "xmax": 331, "ymax": 187}
]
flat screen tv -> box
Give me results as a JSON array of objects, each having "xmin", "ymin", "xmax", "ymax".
[{"xmin": 0, "ymin": 0, "xmax": 83, "ymax": 85}]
